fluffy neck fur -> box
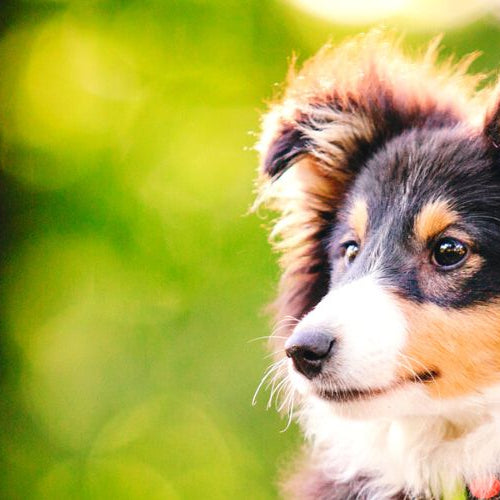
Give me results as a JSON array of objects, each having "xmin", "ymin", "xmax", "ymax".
[{"xmin": 300, "ymin": 393, "xmax": 500, "ymax": 499}]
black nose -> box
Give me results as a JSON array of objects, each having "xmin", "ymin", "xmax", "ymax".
[{"xmin": 284, "ymin": 328, "xmax": 334, "ymax": 379}]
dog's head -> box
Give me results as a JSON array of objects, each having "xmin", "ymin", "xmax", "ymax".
[{"xmin": 256, "ymin": 32, "xmax": 500, "ymax": 418}]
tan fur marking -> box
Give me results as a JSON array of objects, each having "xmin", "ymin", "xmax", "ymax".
[
  {"xmin": 398, "ymin": 300, "xmax": 500, "ymax": 398},
  {"xmin": 414, "ymin": 199, "xmax": 458, "ymax": 242},
  {"xmin": 348, "ymin": 199, "xmax": 368, "ymax": 241}
]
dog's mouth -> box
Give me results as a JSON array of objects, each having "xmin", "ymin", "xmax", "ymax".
[{"xmin": 316, "ymin": 369, "xmax": 440, "ymax": 403}]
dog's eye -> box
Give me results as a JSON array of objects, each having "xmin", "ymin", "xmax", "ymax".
[
  {"xmin": 341, "ymin": 241, "xmax": 359, "ymax": 265},
  {"xmin": 432, "ymin": 237, "xmax": 468, "ymax": 269}
]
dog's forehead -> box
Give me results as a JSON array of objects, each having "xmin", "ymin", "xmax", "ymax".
[{"xmin": 349, "ymin": 128, "xmax": 495, "ymax": 228}]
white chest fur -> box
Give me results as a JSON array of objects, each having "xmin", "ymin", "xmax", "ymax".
[{"xmin": 301, "ymin": 395, "xmax": 500, "ymax": 498}]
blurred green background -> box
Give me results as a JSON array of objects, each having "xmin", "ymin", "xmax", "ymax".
[{"xmin": 0, "ymin": 1, "xmax": 500, "ymax": 498}]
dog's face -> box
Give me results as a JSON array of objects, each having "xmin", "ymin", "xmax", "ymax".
[
  {"xmin": 286, "ymin": 128, "xmax": 500, "ymax": 417},
  {"xmin": 256, "ymin": 33, "xmax": 500, "ymax": 419}
]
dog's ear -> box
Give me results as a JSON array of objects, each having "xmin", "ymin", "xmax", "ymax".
[
  {"xmin": 255, "ymin": 32, "xmax": 482, "ymax": 335},
  {"xmin": 261, "ymin": 125, "xmax": 309, "ymax": 178},
  {"xmin": 484, "ymin": 89, "xmax": 500, "ymax": 148}
]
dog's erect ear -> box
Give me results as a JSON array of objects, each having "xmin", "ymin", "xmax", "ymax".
[{"xmin": 255, "ymin": 32, "xmax": 483, "ymax": 335}]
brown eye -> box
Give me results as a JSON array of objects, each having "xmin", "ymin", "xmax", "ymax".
[
  {"xmin": 432, "ymin": 237, "xmax": 468, "ymax": 269},
  {"xmin": 341, "ymin": 241, "xmax": 359, "ymax": 265}
]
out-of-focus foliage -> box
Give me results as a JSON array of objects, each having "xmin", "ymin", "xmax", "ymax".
[{"xmin": 0, "ymin": 1, "xmax": 499, "ymax": 498}]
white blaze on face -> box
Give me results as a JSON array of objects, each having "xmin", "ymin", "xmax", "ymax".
[{"xmin": 295, "ymin": 275, "xmax": 407, "ymax": 390}]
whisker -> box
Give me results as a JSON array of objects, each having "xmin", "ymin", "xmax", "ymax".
[
  {"xmin": 272, "ymin": 316, "xmax": 300, "ymax": 328},
  {"xmin": 252, "ymin": 360, "xmax": 284, "ymax": 406},
  {"xmin": 271, "ymin": 323, "xmax": 298, "ymax": 336},
  {"xmin": 268, "ymin": 377, "xmax": 288, "ymax": 409},
  {"xmin": 264, "ymin": 348, "xmax": 286, "ymax": 360},
  {"xmin": 271, "ymin": 317, "xmax": 300, "ymax": 330},
  {"xmin": 253, "ymin": 356, "xmax": 297, "ymax": 432},
  {"xmin": 396, "ymin": 355, "xmax": 420, "ymax": 380},
  {"xmin": 247, "ymin": 335, "xmax": 289, "ymax": 344},
  {"xmin": 280, "ymin": 389, "xmax": 297, "ymax": 433},
  {"xmin": 265, "ymin": 364, "xmax": 285, "ymax": 392},
  {"xmin": 398, "ymin": 352, "xmax": 438, "ymax": 385}
]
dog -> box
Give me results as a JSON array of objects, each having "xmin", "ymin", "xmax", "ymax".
[{"xmin": 254, "ymin": 31, "xmax": 500, "ymax": 500}]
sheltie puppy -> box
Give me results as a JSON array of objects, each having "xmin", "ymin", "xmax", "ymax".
[{"xmin": 255, "ymin": 31, "xmax": 500, "ymax": 500}]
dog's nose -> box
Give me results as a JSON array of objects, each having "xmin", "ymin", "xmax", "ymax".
[{"xmin": 285, "ymin": 328, "xmax": 335, "ymax": 379}]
